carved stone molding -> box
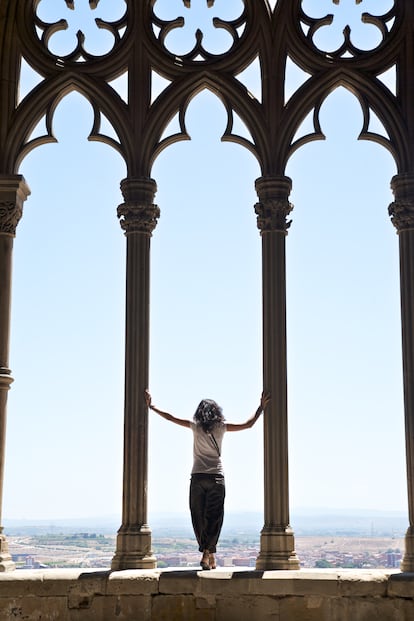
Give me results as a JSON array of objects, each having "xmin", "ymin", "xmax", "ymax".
[
  {"xmin": 389, "ymin": 174, "xmax": 414, "ymax": 233},
  {"xmin": 388, "ymin": 200, "xmax": 414, "ymax": 233},
  {"xmin": 255, "ymin": 199, "xmax": 293, "ymax": 235},
  {"xmin": 0, "ymin": 368, "xmax": 13, "ymax": 387},
  {"xmin": 0, "ymin": 202, "xmax": 22, "ymax": 237},
  {"xmin": 255, "ymin": 176, "xmax": 293, "ymax": 235},
  {"xmin": 117, "ymin": 203, "xmax": 160, "ymax": 236},
  {"xmin": 117, "ymin": 178, "xmax": 160, "ymax": 236},
  {"xmin": 0, "ymin": 176, "xmax": 31, "ymax": 237}
]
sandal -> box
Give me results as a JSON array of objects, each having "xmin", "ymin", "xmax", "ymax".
[
  {"xmin": 209, "ymin": 553, "xmax": 216, "ymax": 569},
  {"xmin": 200, "ymin": 550, "xmax": 210, "ymax": 570}
]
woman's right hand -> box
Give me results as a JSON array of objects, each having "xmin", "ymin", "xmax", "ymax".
[{"xmin": 260, "ymin": 391, "xmax": 271, "ymax": 411}]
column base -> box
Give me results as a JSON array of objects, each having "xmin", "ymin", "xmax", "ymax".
[
  {"xmin": 256, "ymin": 526, "xmax": 300, "ymax": 570},
  {"xmin": 111, "ymin": 525, "xmax": 157, "ymax": 570},
  {"xmin": 401, "ymin": 526, "xmax": 414, "ymax": 572},
  {"xmin": 0, "ymin": 531, "xmax": 15, "ymax": 572}
]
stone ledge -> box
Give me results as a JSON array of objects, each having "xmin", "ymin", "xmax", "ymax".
[{"xmin": 0, "ymin": 567, "xmax": 413, "ymax": 621}]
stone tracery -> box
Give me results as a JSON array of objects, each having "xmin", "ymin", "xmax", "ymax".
[
  {"xmin": 34, "ymin": 0, "xmax": 128, "ymax": 61},
  {"xmin": 300, "ymin": 0, "xmax": 396, "ymax": 56},
  {"xmin": 0, "ymin": 0, "xmax": 413, "ymax": 572}
]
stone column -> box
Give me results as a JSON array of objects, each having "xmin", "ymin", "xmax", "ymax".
[
  {"xmin": 389, "ymin": 172, "xmax": 414, "ymax": 572},
  {"xmin": 111, "ymin": 177, "xmax": 159, "ymax": 570},
  {"xmin": 254, "ymin": 175, "xmax": 300, "ymax": 571},
  {"xmin": 0, "ymin": 175, "xmax": 30, "ymax": 572}
]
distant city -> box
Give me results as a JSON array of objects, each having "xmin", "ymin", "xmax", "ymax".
[{"xmin": 5, "ymin": 509, "xmax": 407, "ymax": 571}]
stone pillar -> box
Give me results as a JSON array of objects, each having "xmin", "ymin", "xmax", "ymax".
[
  {"xmin": 111, "ymin": 177, "xmax": 159, "ymax": 570},
  {"xmin": 254, "ymin": 175, "xmax": 300, "ymax": 571},
  {"xmin": 389, "ymin": 172, "xmax": 414, "ymax": 572},
  {"xmin": 0, "ymin": 175, "xmax": 30, "ymax": 572}
]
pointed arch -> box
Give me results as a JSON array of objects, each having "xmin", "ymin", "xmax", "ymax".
[
  {"xmin": 280, "ymin": 69, "xmax": 406, "ymax": 172},
  {"xmin": 6, "ymin": 72, "xmax": 133, "ymax": 171}
]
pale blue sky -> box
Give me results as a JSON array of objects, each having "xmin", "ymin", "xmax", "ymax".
[{"xmin": 3, "ymin": 0, "xmax": 406, "ymax": 522}]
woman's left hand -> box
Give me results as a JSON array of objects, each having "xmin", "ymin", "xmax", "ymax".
[{"xmin": 144, "ymin": 389, "xmax": 152, "ymax": 408}]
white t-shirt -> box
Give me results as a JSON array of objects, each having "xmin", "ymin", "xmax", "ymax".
[{"xmin": 190, "ymin": 421, "xmax": 227, "ymax": 475}]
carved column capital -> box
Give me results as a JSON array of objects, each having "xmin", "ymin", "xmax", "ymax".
[
  {"xmin": 389, "ymin": 173, "xmax": 414, "ymax": 233},
  {"xmin": 0, "ymin": 176, "xmax": 31, "ymax": 237},
  {"xmin": 117, "ymin": 177, "xmax": 160, "ymax": 236},
  {"xmin": 254, "ymin": 176, "xmax": 293, "ymax": 235}
]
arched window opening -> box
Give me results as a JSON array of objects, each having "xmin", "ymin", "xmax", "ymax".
[
  {"xmin": 1, "ymin": 0, "xmax": 413, "ymax": 575},
  {"xmin": 285, "ymin": 86, "xmax": 406, "ymax": 519},
  {"xmin": 148, "ymin": 89, "xmax": 264, "ymax": 528},
  {"xmin": 4, "ymin": 91, "xmax": 126, "ymax": 523}
]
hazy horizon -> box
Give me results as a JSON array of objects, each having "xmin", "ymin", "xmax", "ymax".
[{"xmin": 4, "ymin": 505, "xmax": 408, "ymax": 524}]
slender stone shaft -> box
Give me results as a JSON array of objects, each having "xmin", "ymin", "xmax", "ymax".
[
  {"xmin": 111, "ymin": 177, "xmax": 159, "ymax": 570},
  {"xmin": 254, "ymin": 176, "xmax": 300, "ymax": 570},
  {"xmin": 0, "ymin": 175, "xmax": 30, "ymax": 572},
  {"xmin": 389, "ymin": 173, "xmax": 414, "ymax": 572}
]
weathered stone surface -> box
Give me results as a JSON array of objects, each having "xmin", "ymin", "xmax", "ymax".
[
  {"xmin": 159, "ymin": 569, "xmax": 200, "ymax": 595},
  {"xmin": 337, "ymin": 569, "xmax": 390, "ymax": 597},
  {"xmin": 68, "ymin": 594, "xmax": 152, "ymax": 621},
  {"xmin": 0, "ymin": 568, "xmax": 412, "ymax": 621},
  {"xmin": 331, "ymin": 596, "xmax": 414, "ymax": 621},
  {"xmin": 107, "ymin": 569, "xmax": 160, "ymax": 595},
  {"xmin": 387, "ymin": 571, "xmax": 414, "ymax": 597},
  {"xmin": 151, "ymin": 594, "xmax": 199, "ymax": 621},
  {"xmin": 0, "ymin": 595, "xmax": 68, "ymax": 620},
  {"xmin": 279, "ymin": 595, "xmax": 333, "ymax": 621},
  {"xmin": 216, "ymin": 594, "xmax": 279, "ymax": 621}
]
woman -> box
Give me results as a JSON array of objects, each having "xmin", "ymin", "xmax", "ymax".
[{"xmin": 144, "ymin": 389, "xmax": 270, "ymax": 570}]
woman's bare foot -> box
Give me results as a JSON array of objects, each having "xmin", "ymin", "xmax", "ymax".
[
  {"xmin": 200, "ymin": 550, "xmax": 210, "ymax": 570},
  {"xmin": 209, "ymin": 553, "xmax": 216, "ymax": 569}
]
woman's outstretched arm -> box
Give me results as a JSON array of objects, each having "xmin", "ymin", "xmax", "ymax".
[
  {"xmin": 145, "ymin": 390, "xmax": 191, "ymax": 428},
  {"xmin": 226, "ymin": 392, "xmax": 271, "ymax": 432}
]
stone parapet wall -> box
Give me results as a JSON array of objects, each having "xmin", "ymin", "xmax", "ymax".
[{"xmin": 0, "ymin": 568, "xmax": 413, "ymax": 621}]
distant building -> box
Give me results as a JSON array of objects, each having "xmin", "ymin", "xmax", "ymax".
[{"xmin": 387, "ymin": 552, "xmax": 402, "ymax": 568}]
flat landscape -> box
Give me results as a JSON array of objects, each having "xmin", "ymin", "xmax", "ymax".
[{"xmin": 7, "ymin": 527, "xmax": 405, "ymax": 570}]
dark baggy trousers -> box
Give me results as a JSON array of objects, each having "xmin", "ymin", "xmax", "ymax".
[{"xmin": 189, "ymin": 474, "xmax": 225, "ymax": 553}]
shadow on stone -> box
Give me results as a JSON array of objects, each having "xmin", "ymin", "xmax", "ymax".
[
  {"xmin": 78, "ymin": 570, "xmax": 112, "ymax": 580},
  {"xmin": 231, "ymin": 570, "xmax": 264, "ymax": 579}
]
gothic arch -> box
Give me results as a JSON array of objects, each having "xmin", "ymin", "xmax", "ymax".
[
  {"xmin": 284, "ymin": 70, "xmax": 407, "ymax": 169},
  {"xmin": 0, "ymin": 0, "xmax": 414, "ymax": 573}
]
